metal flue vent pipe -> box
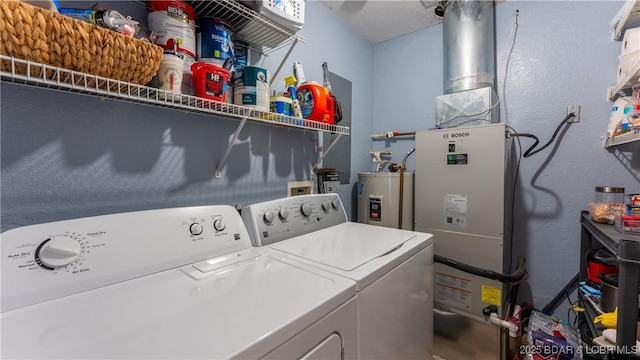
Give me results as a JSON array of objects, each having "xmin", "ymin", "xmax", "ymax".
[{"xmin": 443, "ymin": 0, "xmax": 495, "ymax": 94}]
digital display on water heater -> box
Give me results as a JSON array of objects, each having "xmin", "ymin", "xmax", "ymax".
[{"xmin": 447, "ymin": 154, "xmax": 468, "ymax": 165}]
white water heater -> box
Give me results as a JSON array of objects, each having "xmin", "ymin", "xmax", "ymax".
[{"xmin": 357, "ymin": 172, "xmax": 413, "ymax": 230}]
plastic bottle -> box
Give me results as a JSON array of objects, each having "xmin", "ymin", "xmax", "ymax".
[{"xmin": 285, "ymin": 75, "xmax": 303, "ymax": 118}]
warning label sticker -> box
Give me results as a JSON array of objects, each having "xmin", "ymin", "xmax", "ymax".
[
  {"xmin": 481, "ymin": 285, "xmax": 502, "ymax": 306},
  {"xmin": 444, "ymin": 194, "xmax": 467, "ymax": 228},
  {"xmin": 435, "ymin": 272, "xmax": 472, "ymax": 309}
]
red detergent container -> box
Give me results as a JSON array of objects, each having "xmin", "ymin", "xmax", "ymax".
[
  {"xmin": 191, "ymin": 62, "xmax": 229, "ymax": 102},
  {"xmin": 585, "ymin": 249, "xmax": 618, "ymax": 285},
  {"xmin": 297, "ymin": 82, "xmax": 334, "ymax": 124}
]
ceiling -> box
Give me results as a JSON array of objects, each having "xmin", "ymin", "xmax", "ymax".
[{"xmin": 319, "ymin": 0, "xmax": 444, "ymax": 44}]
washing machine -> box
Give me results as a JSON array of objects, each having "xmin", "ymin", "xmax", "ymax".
[
  {"xmin": 1, "ymin": 205, "xmax": 357, "ymax": 359},
  {"xmin": 242, "ymin": 193, "xmax": 434, "ymax": 359}
]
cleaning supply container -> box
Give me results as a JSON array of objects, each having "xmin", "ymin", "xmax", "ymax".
[
  {"xmin": 196, "ymin": 17, "xmax": 234, "ymax": 67},
  {"xmin": 148, "ymin": 0, "xmax": 196, "ymax": 60},
  {"xmin": 233, "ymin": 66, "xmax": 270, "ymax": 111},
  {"xmin": 297, "ymin": 82, "xmax": 334, "ymax": 124},
  {"xmin": 154, "ymin": 53, "xmax": 185, "ymax": 95},
  {"xmin": 270, "ymin": 96, "xmax": 292, "ymax": 115},
  {"xmin": 191, "ymin": 62, "xmax": 229, "ymax": 102}
]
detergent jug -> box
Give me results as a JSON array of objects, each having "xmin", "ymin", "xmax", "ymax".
[{"xmin": 297, "ymin": 81, "xmax": 334, "ymax": 124}]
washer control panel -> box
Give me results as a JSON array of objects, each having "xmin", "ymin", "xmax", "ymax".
[
  {"xmin": 242, "ymin": 193, "xmax": 348, "ymax": 246},
  {"xmin": 1, "ymin": 205, "xmax": 250, "ymax": 312}
]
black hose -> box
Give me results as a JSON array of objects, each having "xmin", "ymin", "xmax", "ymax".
[
  {"xmin": 513, "ymin": 112, "xmax": 575, "ymax": 158},
  {"xmin": 435, "ymin": 254, "xmax": 527, "ymax": 284}
]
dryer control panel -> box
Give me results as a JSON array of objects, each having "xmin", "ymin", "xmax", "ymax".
[
  {"xmin": 1, "ymin": 205, "xmax": 251, "ymax": 312},
  {"xmin": 242, "ymin": 193, "xmax": 348, "ymax": 246}
]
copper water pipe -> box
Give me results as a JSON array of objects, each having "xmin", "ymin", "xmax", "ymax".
[
  {"xmin": 371, "ymin": 131, "xmax": 416, "ymax": 139},
  {"xmin": 397, "ymin": 148, "xmax": 416, "ymax": 229}
]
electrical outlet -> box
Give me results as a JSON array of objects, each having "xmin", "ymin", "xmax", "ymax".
[
  {"xmin": 287, "ymin": 181, "xmax": 314, "ymax": 197},
  {"xmin": 567, "ymin": 105, "xmax": 580, "ymax": 122}
]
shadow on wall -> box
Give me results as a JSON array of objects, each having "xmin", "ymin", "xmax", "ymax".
[
  {"xmin": 1, "ymin": 87, "xmax": 169, "ymax": 173},
  {"xmin": 1, "ymin": 84, "xmax": 314, "ymax": 230},
  {"xmin": 608, "ymin": 144, "xmax": 640, "ymax": 184},
  {"xmin": 1, "ymin": 85, "xmax": 308, "ymax": 184},
  {"xmin": 509, "ymin": 124, "xmax": 573, "ymax": 308}
]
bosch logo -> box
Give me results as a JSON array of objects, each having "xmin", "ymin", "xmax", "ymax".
[
  {"xmin": 451, "ymin": 132, "xmax": 470, "ymax": 138},
  {"xmin": 443, "ymin": 134, "xmax": 449, "ymax": 139}
]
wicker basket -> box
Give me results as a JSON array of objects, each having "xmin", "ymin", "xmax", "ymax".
[{"xmin": 0, "ymin": 0, "xmax": 163, "ymax": 86}]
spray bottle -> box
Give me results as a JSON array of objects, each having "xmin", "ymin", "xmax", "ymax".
[{"xmin": 285, "ymin": 75, "xmax": 303, "ymax": 118}]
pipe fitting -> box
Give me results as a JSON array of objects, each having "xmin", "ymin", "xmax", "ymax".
[{"xmin": 489, "ymin": 313, "xmax": 519, "ymax": 338}]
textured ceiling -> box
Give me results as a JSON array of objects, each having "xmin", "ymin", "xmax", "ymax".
[{"xmin": 319, "ymin": 0, "xmax": 444, "ymax": 44}]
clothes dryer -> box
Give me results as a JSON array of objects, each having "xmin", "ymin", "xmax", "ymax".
[
  {"xmin": 242, "ymin": 193, "xmax": 434, "ymax": 359},
  {"xmin": 1, "ymin": 205, "xmax": 357, "ymax": 359}
]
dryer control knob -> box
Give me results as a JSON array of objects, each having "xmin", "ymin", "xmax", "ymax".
[
  {"xmin": 321, "ymin": 201, "xmax": 330, "ymax": 211},
  {"xmin": 263, "ymin": 211, "xmax": 275, "ymax": 223},
  {"xmin": 300, "ymin": 203, "xmax": 312, "ymax": 217},
  {"xmin": 213, "ymin": 219, "xmax": 226, "ymax": 231},
  {"xmin": 189, "ymin": 223, "xmax": 204, "ymax": 236},
  {"xmin": 331, "ymin": 200, "xmax": 340, "ymax": 210},
  {"xmin": 279, "ymin": 208, "xmax": 289, "ymax": 220},
  {"xmin": 36, "ymin": 236, "xmax": 82, "ymax": 270}
]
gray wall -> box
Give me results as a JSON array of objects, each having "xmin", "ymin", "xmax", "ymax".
[
  {"xmin": 0, "ymin": 1, "xmax": 374, "ymax": 230},
  {"xmin": 372, "ymin": 0, "xmax": 639, "ymax": 315}
]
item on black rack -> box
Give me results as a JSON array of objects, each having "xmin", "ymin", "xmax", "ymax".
[
  {"xmin": 589, "ymin": 186, "xmax": 625, "ymax": 224},
  {"xmin": 585, "ymin": 248, "xmax": 618, "ymax": 285}
]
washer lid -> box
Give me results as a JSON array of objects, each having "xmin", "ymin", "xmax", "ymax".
[
  {"xmin": 1, "ymin": 250, "xmax": 355, "ymax": 360},
  {"xmin": 270, "ymin": 222, "xmax": 433, "ymax": 289}
]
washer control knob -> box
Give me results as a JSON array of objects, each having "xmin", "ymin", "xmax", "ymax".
[
  {"xmin": 279, "ymin": 208, "xmax": 289, "ymax": 220},
  {"xmin": 300, "ymin": 203, "xmax": 312, "ymax": 217},
  {"xmin": 321, "ymin": 201, "xmax": 330, "ymax": 211},
  {"xmin": 213, "ymin": 219, "xmax": 226, "ymax": 231},
  {"xmin": 189, "ymin": 223, "xmax": 204, "ymax": 236},
  {"xmin": 263, "ymin": 211, "xmax": 275, "ymax": 223},
  {"xmin": 36, "ymin": 236, "xmax": 82, "ymax": 269},
  {"xmin": 331, "ymin": 200, "xmax": 340, "ymax": 210}
]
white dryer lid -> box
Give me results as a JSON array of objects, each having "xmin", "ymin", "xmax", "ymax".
[
  {"xmin": 1, "ymin": 250, "xmax": 355, "ymax": 359},
  {"xmin": 269, "ymin": 222, "xmax": 433, "ymax": 290}
]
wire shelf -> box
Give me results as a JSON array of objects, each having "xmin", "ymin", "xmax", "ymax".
[
  {"xmin": 0, "ymin": 55, "xmax": 349, "ymax": 135},
  {"xmin": 603, "ymin": 128, "xmax": 640, "ymax": 147},
  {"xmin": 611, "ymin": 0, "xmax": 640, "ymax": 40},
  {"xmin": 134, "ymin": 0, "xmax": 305, "ymax": 51},
  {"xmin": 607, "ymin": 58, "xmax": 640, "ymax": 101}
]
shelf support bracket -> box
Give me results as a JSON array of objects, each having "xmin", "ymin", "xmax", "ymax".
[
  {"xmin": 215, "ymin": 109, "xmax": 252, "ymax": 179},
  {"xmin": 271, "ymin": 36, "xmax": 300, "ymax": 82},
  {"xmin": 313, "ymin": 133, "xmax": 342, "ymax": 171}
]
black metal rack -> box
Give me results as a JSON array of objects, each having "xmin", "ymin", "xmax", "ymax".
[{"xmin": 580, "ymin": 211, "xmax": 640, "ymax": 349}]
